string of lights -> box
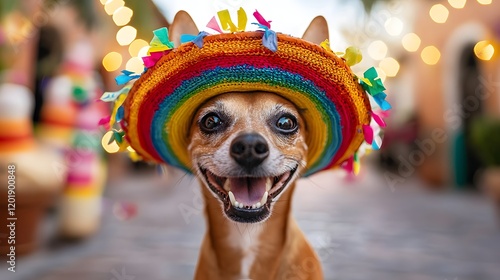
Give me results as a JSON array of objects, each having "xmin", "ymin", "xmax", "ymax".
[{"xmin": 100, "ymin": 0, "xmax": 149, "ymax": 74}]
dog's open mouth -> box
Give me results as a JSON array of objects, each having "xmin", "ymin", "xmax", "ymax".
[{"xmin": 199, "ymin": 166, "xmax": 297, "ymax": 222}]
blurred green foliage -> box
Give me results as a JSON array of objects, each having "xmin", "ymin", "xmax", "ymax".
[{"xmin": 471, "ymin": 116, "xmax": 500, "ymax": 166}]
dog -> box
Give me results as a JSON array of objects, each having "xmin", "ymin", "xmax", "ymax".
[{"xmin": 168, "ymin": 11, "xmax": 329, "ymax": 280}]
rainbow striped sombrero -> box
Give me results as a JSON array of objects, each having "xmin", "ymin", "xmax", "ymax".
[{"xmin": 101, "ymin": 9, "xmax": 390, "ymax": 176}]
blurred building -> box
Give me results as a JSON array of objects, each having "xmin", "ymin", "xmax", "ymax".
[{"xmin": 405, "ymin": 0, "xmax": 500, "ymax": 187}]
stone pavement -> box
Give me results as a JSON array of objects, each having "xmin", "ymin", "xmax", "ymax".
[{"xmin": 1, "ymin": 167, "xmax": 499, "ymax": 280}]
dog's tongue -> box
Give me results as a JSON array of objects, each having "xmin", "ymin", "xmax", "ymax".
[{"xmin": 229, "ymin": 177, "xmax": 267, "ymax": 206}]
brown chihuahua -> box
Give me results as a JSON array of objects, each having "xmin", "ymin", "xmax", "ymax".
[{"xmin": 170, "ymin": 11, "xmax": 329, "ymax": 280}]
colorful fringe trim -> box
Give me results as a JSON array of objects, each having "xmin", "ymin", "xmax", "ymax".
[{"xmin": 100, "ymin": 8, "xmax": 391, "ymax": 176}]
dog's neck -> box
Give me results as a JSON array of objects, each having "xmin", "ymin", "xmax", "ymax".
[{"xmin": 195, "ymin": 181, "xmax": 302, "ymax": 279}]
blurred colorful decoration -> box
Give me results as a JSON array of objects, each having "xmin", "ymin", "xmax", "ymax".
[
  {"xmin": 112, "ymin": 201, "xmax": 138, "ymax": 221},
  {"xmin": 0, "ymin": 83, "xmax": 67, "ymax": 255},
  {"xmin": 38, "ymin": 40, "xmax": 109, "ymax": 239}
]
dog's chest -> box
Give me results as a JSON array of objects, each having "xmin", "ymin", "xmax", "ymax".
[{"xmin": 226, "ymin": 224, "xmax": 263, "ymax": 279}]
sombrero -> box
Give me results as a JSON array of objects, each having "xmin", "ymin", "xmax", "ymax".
[{"xmin": 100, "ymin": 8, "xmax": 391, "ymax": 176}]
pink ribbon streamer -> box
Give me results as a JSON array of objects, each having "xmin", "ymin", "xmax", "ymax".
[
  {"xmin": 371, "ymin": 112, "xmax": 387, "ymax": 128},
  {"xmin": 206, "ymin": 16, "xmax": 223, "ymax": 33},
  {"xmin": 253, "ymin": 10, "xmax": 271, "ymax": 29},
  {"xmin": 362, "ymin": 125, "xmax": 374, "ymax": 144}
]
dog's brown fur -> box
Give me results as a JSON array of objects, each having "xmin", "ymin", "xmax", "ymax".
[{"xmin": 170, "ymin": 11, "xmax": 329, "ymax": 280}]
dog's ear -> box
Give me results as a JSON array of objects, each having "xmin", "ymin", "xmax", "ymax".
[
  {"xmin": 302, "ymin": 16, "xmax": 329, "ymax": 45},
  {"xmin": 169, "ymin": 11, "xmax": 199, "ymax": 47}
]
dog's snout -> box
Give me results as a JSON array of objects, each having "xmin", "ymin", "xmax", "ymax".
[{"xmin": 230, "ymin": 133, "xmax": 269, "ymax": 169}]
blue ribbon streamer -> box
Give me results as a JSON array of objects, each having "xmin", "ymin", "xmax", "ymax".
[
  {"xmin": 115, "ymin": 70, "xmax": 141, "ymax": 85},
  {"xmin": 180, "ymin": 31, "xmax": 210, "ymax": 48},
  {"xmin": 116, "ymin": 106, "xmax": 124, "ymax": 122},
  {"xmin": 252, "ymin": 23, "xmax": 278, "ymax": 52},
  {"xmin": 372, "ymin": 92, "xmax": 392, "ymax": 111}
]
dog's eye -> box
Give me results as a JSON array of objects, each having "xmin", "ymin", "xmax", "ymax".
[
  {"xmin": 200, "ymin": 113, "xmax": 223, "ymax": 132},
  {"xmin": 275, "ymin": 115, "xmax": 298, "ymax": 134}
]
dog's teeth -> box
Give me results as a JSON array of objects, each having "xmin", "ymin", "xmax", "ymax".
[
  {"xmin": 238, "ymin": 202, "xmax": 243, "ymax": 208},
  {"xmin": 251, "ymin": 204, "xmax": 256, "ymax": 209},
  {"xmin": 228, "ymin": 191, "xmax": 236, "ymax": 206},
  {"xmin": 265, "ymin": 178, "xmax": 272, "ymax": 191},
  {"xmin": 223, "ymin": 179, "xmax": 231, "ymax": 191},
  {"xmin": 260, "ymin": 191, "xmax": 268, "ymax": 206},
  {"xmin": 256, "ymin": 202, "xmax": 261, "ymax": 208}
]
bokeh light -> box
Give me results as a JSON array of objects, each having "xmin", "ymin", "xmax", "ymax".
[
  {"xmin": 102, "ymin": 52, "xmax": 122, "ymax": 72},
  {"xmin": 128, "ymin": 39, "xmax": 149, "ymax": 57},
  {"xmin": 104, "ymin": 0, "xmax": 125, "ymax": 15},
  {"xmin": 429, "ymin": 4, "xmax": 449, "ymax": 24},
  {"xmin": 474, "ymin": 41, "xmax": 495, "ymax": 61},
  {"xmin": 384, "ymin": 17, "xmax": 404, "ymax": 36},
  {"xmin": 126, "ymin": 57, "xmax": 144, "ymax": 74},
  {"xmin": 112, "ymin": 6, "xmax": 133, "ymax": 26},
  {"xmin": 379, "ymin": 57, "xmax": 400, "ymax": 77},
  {"xmin": 448, "ymin": 0, "xmax": 467, "ymax": 9},
  {"xmin": 421, "ymin": 46, "xmax": 441, "ymax": 65},
  {"xmin": 477, "ymin": 0, "xmax": 492, "ymax": 4},
  {"xmin": 368, "ymin": 40, "xmax": 388, "ymax": 60},
  {"xmin": 101, "ymin": 131, "xmax": 120, "ymax": 153},
  {"xmin": 138, "ymin": 46, "xmax": 150, "ymax": 58},
  {"xmin": 402, "ymin": 33, "xmax": 421, "ymax": 52},
  {"xmin": 116, "ymin": 25, "xmax": 137, "ymax": 46}
]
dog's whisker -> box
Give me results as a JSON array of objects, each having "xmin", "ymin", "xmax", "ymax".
[{"xmin": 302, "ymin": 177, "xmax": 329, "ymax": 190}]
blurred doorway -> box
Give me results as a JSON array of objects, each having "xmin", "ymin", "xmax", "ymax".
[{"xmin": 453, "ymin": 44, "xmax": 484, "ymax": 189}]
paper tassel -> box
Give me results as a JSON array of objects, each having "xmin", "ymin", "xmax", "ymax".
[
  {"xmin": 371, "ymin": 111, "xmax": 387, "ymax": 127},
  {"xmin": 237, "ymin": 7, "xmax": 248, "ymax": 31},
  {"xmin": 252, "ymin": 23, "xmax": 278, "ymax": 52},
  {"xmin": 98, "ymin": 116, "xmax": 111, "ymax": 130},
  {"xmin": 149, "ymin": 27, "xmax": 174, "ymax": 53},
  {"xmin": 109, "ymin": 94, "xmax": 127, "ymax": 127},
  {"xmin": 100, "ymin": 87, "xmax": 130, "ymax": 102},
  {"xmin": 343, "ymin": 46, "xmax": 362, "ymax": 67},
  {"xmin": 343, "ymin": 156, "xmax": 354, "ymax": 174},
  {"xmin": 115, "ymin": 106, "xmax": 124, "ymax": 123},
  {"xmin": 372, "ymin": 92, "xmax": 392, "ymax": 111},
  {"xmin": 263, "ymin": 29, "xmax": 277, "ymax": 52},
  {"xmin": 180, "ymin": 34, "xmax": 196, "ymax": 44},
  {"xmin": 360, "ymin": 67, "xmax": 386, "ymax": 95},
  {"xmin": 253, "ymin": 10, "xmax": 271, "ymax": 29},
  {"xmin": 362, "ymin": 125, "xmax": 374, "ymax": 144},
  {"xmin": 142, "ymin": 51, "xmax": 166, "ymax": 68},
  {"xmin": 353, "ymin": 153, "xmax": 360, "ymax": 175},
  {"xmin": 320, "ymin": 39, "xmax": 331, "ymax": 52},
  {"xmin": 115, "ymin": 70, "xmax": 141, "ymax": 85},
  {"xmin": 372, "ymin": 135, "xmax": 382, "ymax": 150},
  {"xmin": 180, "ymin": 31, "xmax": 209, "ymax": 48},
  {"xmin": 207, "ymin": 16, "xmax": 223, "ymax": 33},
  {"xmin": 218, "ymin": 9, "xmax": 238, "ymax": 32}
]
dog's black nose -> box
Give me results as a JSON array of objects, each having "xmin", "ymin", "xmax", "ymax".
[{"xmin": 230, "ymin": 133, "xmax": 269, "ymax": 169}]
